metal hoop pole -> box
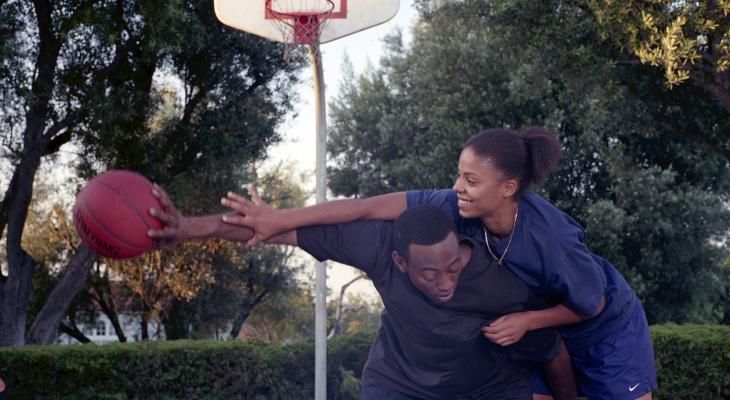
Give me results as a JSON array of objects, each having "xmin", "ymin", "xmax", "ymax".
[{"xmin": 308, "ymin": 44, "xmax": 327, "ymax": 400}]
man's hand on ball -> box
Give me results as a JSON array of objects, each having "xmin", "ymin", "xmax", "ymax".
[{"xmin": 147, "ymin": 184, "xmax": 192, "ymax": 248}]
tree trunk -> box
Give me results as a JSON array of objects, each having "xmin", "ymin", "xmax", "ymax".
[
  {"xmin": 229, "ymin": 290, "xmax": 268, "ymax": 339},
  {"xmin": 27, "ymin": 245, "xmax": 98, "ymax": 344},
  {"xmin": 91, "ymin": 271, "xmax": 127, "ymax": 342},
  {"xmin": 58, "ymin": 321, "xmax": 91, "ymax": 344},
  {"xmin": 161, "ymin": 297, "xmax": 189, "ymax": 340},
  {"xmin": 0, "ymin": 143, "xmax": 47, "ymax": 347},
  {"xmin": 328, "ymin": 273, "xmax": 366, "ymax": 339},
  {"xmin": 141, "ymin": 300, "xmax": 149, "ymax": 340},
  {"xmin": 0, "ymin": 0, "xmax": 63, "ymax": 347},
  {"xmin": 0, "ymin": 252, "xmax": 36, "ymax": 347}
]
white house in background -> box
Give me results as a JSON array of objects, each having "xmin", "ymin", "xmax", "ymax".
[
  {"xmin": 53, "ymin": 280, "xmax": 166, "ymax": 344},
  {"xmin": 54, "ymin": 313, "xmax": 165, "ymax": 345}
]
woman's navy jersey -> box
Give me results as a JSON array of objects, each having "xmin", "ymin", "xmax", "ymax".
[
  {"xmin": 297, "ymin": 220, "xmax": 562, "ymax": 400},
  {"xmin": 407, "ymin": 189, "xmax": 638, "ymax": 350}
]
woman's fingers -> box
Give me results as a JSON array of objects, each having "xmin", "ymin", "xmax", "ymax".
[
  {"xmin": 223, "ymin": 192, "xmax": 254, "ymax": 213},
  {"xmin": 221, "ymin": 213, "xmax": 246, "ymax": 225},
  {"xmin": 248, "ymin": 184, "xmax": 264, "ymax": 205}
]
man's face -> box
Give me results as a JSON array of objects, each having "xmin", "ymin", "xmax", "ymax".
[{"xmin": 393, "ymin": 232, "xmax": 464, "ymax": 303}]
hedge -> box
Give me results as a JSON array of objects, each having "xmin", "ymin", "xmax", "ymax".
[
  {"xmin": 652, "ymin": 324, "xmax": 730, "ymax": 399},
  {"xmin": 0, "ymin": 325, "xmax": 727, "ymax": 399},
  {"xmin": 0, "ymin": 331, "xmax": 372, "ymax": 400}
]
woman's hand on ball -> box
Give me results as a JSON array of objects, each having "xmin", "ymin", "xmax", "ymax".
[{"xmin": 147, "ymin": 184, "xmax": 192, "ymax": 248}]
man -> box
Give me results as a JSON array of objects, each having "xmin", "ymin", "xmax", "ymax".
[{"xmin": 148, "ymin": 187, "xmax": 575, "ymax": 399}]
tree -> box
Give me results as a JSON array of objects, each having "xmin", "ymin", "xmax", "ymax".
[
  {"xmin": 1, "ymin": 0, "xmax": 303, "ymax": 346},
  {"xmin": 328, "ymin": 272, "xmax": 367, "ymax": 339},
  {"xmin": 241, "ymin": 277, "xmax": 382, "ymax": 342},
  {"xmin": 327, "ymin": 0, "xmax": 730, "ymax": 323},
  {"xmin": 242, "ymin": 281, "xmax": 317, "ymax": 342},
  {"xmin": 17, "ymin": 173, "xmax": 98, "ymax": 344},
  {"xmin": 328, "ymin": 291, "xmax": 381, "ymax": 338},
  {"xmin": 589, "ymin": 0, "xmax": 730, "ymax": 161},
  {"xmin": 119, "ymin": 164, "xmax": 311, "ymax": 341}
]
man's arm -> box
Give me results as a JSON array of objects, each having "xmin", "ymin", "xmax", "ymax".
[
  {"xmin": 543, "ymin": 342, "xmax": 577, "ymax": 400},
  {"xmin": 504, "ymin": 327, "xmax": 576, "ymax": 400},
  {"xmin": 146, "ymin": 184, "xmax": 254, "ymax": 247},
  {"xmin": 220, "ymin": 186, "xmax": 407, "ymax": 246}
]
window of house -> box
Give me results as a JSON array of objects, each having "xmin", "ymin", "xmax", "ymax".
[{"xmin": 95, "ymin": 322, "xmax": 106, "ymax": 336}]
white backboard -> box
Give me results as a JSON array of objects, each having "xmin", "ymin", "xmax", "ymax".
[{"xmin": 214, "ymin": 0, "xmax": 400, "ymax": 44}]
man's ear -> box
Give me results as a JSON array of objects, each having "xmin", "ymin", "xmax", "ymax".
[{"xmin": 392, "ymin": 251, "xmax": 408, "ymax": 273}]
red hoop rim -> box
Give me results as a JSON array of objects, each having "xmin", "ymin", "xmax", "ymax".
[
  {"xmin": 265, "ymin": 0, "xmax": 335, "ymax": 20},
  {"xmin": 265, "ymin": 0, "xmax": 336, "ymax": 45}
]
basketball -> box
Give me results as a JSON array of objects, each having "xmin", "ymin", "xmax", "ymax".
[{"xmin": 73, "ymin": 170, "xmax": 162, "ymax": 259}]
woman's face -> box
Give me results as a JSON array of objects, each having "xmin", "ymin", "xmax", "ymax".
[{"xmin": 452, "ymin": 147, "xmax": 516, "ymax": 219}]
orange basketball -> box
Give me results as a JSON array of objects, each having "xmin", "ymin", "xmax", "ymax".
[{"xmin": 73, "ymin": 170, "xmax": 162, "ymax": 259}]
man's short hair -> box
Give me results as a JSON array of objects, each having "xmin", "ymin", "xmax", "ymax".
[{"xmin": 393, "ymin": 205, "xmax": 458, "ymax": 261}]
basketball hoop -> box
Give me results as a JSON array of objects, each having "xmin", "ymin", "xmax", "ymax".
[{"xmin": 266, "ymin": 0, "xmax": 335, "ymax": 60}]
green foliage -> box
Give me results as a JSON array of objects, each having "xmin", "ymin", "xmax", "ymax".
[
  {"xmin": 328, "ymin": 293, "xmax": 382, "ymax": 337},
  {"xmin": 0, "ymin": 326, "xmax": 729, "ymax": 399},
  {"xmin": 1, "ymin": 0, "xmax": 306, "ymax": 345},
  {"xmin": 584, "ymin": 158, "xmax": 730, "ymax": 323},
  {"xmin": 0, "ymin": 330, "xmax": 374, "ymax": 400},
  {"xmin": 172, "ymin": 165, "xmax": 310, "ymax": 340},
  {"xmin": 243, "ymin": 283, "xmax": 317, "ymax": 342},
  {"xmin": 2, "ymin": 0, "xmax": 303, "ymax": 180},
  {"xmin": 589, "ymin": 0, "xmax": 730, "ymax": 85},
  {"xmin": 115, "ymin": 165, "xmax": 309, "ymax": 341},
  {"xmin": 652, "ymin": 325, "xmax": 730, "ymax": 399},
  {"xmin": 587, "ymin": 0, "xmax": 730, "ymax": 158},
  {"xmin": 326, "ymin": 0, "xmax": 730, "ymax": 324},
  {"xmin": 243, "ymin": 282, "xmax": 382, "ymax": 343}
]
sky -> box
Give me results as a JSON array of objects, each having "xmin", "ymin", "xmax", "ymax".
[{"xmin": 261, "ymin": 2, "xmax": 419, "ymax": 299}]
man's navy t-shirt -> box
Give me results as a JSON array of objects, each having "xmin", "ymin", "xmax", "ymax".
[{"xmin": 297, "ymin": 221, "xmax": 562, "ymax": 400}]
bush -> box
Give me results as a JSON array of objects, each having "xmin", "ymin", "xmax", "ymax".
[
  {"xmin": 0, "ymin": 325, "xmax": 728, "ymax": 399},
  {"xmin": 0, "ymin": 331, "xmax": 374, "ymax": 400},
  {"xmin": 652, "ymin": 325, "xmax": 730, "ymax": 399}
]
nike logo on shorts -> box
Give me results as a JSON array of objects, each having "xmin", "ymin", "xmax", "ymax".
[{"xmin": 629, "ymin": 384, "xmax": 640, "ymax": 392}]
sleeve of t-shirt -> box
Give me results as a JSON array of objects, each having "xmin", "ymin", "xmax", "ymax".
[
  {"xmin": 546, "ymin": 238, "xmax": 607, "ymax": 317},
  {"xmin": 406, "ymin": 189, "xmax": 461, "ymax": 221},
  {"xmin": 296, "ymin": 220, "xmax": 391, "ymax": 278}
]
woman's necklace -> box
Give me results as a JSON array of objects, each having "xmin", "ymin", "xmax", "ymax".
[{"xmin": 483, "ymin": 205, "xmax": 519, "ymax": 266}]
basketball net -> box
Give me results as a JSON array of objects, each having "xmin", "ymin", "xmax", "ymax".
[{"xmin": 266, "ymin": 0, "xmax": 335, "ymax": 61}]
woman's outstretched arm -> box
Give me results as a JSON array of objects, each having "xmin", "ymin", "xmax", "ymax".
[{"xmin": 220, "ymin": 186, "xmax": 407, "ymax": 246}]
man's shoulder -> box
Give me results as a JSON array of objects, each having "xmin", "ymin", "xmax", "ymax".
[
  {"xmin": 297, "ymin": 220, "xmax": 395, "ymax": 276},
  {"xmin": 457, "ymin": 235, "xmax": 495, "ymax": 271},
  {"xmin": 299, "ymin": 219, "xmax": 394, "ymax": 239}
]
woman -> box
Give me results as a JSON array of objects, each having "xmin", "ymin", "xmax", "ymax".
[{"xmin": 221, "ymin": 127, "xmax": 656, "ymax": 400}]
